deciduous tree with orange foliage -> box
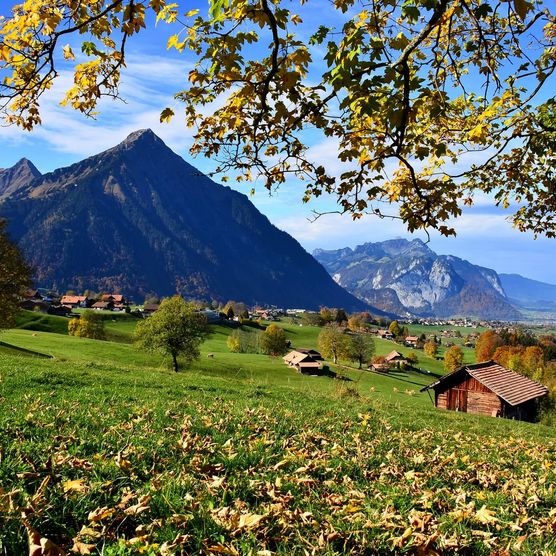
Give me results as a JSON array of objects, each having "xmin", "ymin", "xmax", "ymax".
[{"xmin": 475, "ymin": 330, "xmax": 504, "ymax": 362}]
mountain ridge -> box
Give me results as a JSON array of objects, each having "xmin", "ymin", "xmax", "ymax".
[
  {"xmin": 314, "ymin": 239, "xmax": 522, "ymax": 319},
  {"xmin": 0, "ymin": 130, "xmax": 388, "ymax": 313}
]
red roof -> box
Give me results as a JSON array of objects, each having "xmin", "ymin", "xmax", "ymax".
[
  {"xmin": 102, "ymin": 294, "xmax": 124, "ymax": 302},
  {"xmin": 61, "ymin": 295, "xmax": 86, "ymax": 304},
  {"xmin": 423, "ymin": 361, "xmax": 549, "ymax": 406}
]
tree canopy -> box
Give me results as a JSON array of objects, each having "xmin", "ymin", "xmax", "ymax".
[
  {"xmin": 1, "ymin": 1, "xmax": 556, "ymax": 235},
  {"xmin": 318, "ymin": 323, "xmax": 350, "ymax": 364},
  {"xmin": 259, "ymin": 323, "xmax": 288, "ymax": 355},
  {"xmin": 0, "ymin": 220, "xmax": 32, "ymax": 330},
  {"xmin": 444, "ymin": 344, "xmax": 464, "ymax": 371},
  {"xmin": 134, "ymin": 295, "xmax": 209, "ymax": 371},
  {"xmin": 347, "ymin": 333, "xmax": 375, "ymax": 368}
]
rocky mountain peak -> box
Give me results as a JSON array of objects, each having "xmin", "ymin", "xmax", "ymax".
[
  {"xmin": 0, "ymin": 157, "xmax": 42, "ymax": 200},
  {"xmin": 120, "ymin": 128, "xmax": 161, "ymax": 148},
  {"xmin": 314, "ymin": 240, "xmax": 521, "ymax": 319}
]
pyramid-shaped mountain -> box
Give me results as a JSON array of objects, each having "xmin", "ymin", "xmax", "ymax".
[
  {"xmin": 0, "ymin": 158, "xmax": 41, "ymax": 200},
  {"xmin": 0, "ymin": 130, "xmax": 380, "ymax": 312}
]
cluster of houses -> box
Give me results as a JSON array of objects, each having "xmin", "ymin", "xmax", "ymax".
[
  {"xmin": 61, "ymin": 294, "xmax": 128, "ymax": 312},
  {"xmin": 19, "ymin": 289, "xmax": 131, "ymax": 316}
]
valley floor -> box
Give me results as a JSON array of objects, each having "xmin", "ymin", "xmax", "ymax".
[{"xmin": 0, "ymin": 315, "xmax": 554, "ymax": 554}]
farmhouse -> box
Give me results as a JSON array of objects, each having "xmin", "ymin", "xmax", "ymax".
[
  {"xmin": 102, "ymin": 293, "xmax": 125, "ymax": 303},
  {"xmin": 283, "ymin": 350, "xmax": 323, "ymax": 374},
  {"xmin": 61, "ymin": 295, "xmax": 89, "ymax": 309},
  {"xmin": 385, "ymin": 350, "xmax": 408, "ymax": 366},
  {"xmin": 377, "ymin": 329, "xmax": 394, "ymax": 340},
  {"xmin": 142, "ymin": 304, "xmax": 160, "ymax": 315},
  {"xmin": 92, "ymin": 301, "xmax": 113, "ymax": 311},
  {"xmin": 293, "ymin": 348, "xmax": 324, "ymax": 361},
  {"xmin": 404, "ymin": 335, "xmax": 420, "ymax": 347},
  {"xmin": 421, "ymin": 361, "xmax": 549, "ymax": 422}
]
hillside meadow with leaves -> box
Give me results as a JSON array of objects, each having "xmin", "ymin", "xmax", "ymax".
[{"xmin": 1, "ymin": 313, "xmax": 555, "ymax": 555}]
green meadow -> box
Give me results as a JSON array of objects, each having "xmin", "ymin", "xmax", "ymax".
[{"xmin": 0, "ymin": 312, "xmax": 554, "ymax": 555}]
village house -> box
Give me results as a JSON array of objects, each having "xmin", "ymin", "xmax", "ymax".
[
  {"xmin": 404, "ymin": 335, "xmax": 420, "ymax": 347},
  {"xmin": 92, "ymin": 301, "xmax": 113, "ymax": 311},
  {"xmin": 61, "ymin": 295, "xmax": 89, "ymax": 309},
  {"xmin": 21, "ymin": 289, "xmax": 43, "ymax": 302},
  {"xmin": 421, "ymin": 361, "xmax": 549, "ymax": 422},
  {"xmin": 292, "ymin": 348, "xmax": 324, "ymax": 361},
  {"xmin": 370, "ymin": 361, "xmax": 390, "ymax": 372},
  {"xmin": 101, "ymin": 294, "xmax": 127, "ymax": 311},
  {"xmin": 384, "ymin": 350, "xmax": 408, "ymax": 367},
  {"xmin": 283, "ymin": 349, "xmax": 324, "ymax": 375},
  {"xmin": 377, "ymin": 329, "xmax": 394, "ymax": 340},
  {"xmin": 19, "ymin": 299, "xmax": 50, "ymax": 313}
]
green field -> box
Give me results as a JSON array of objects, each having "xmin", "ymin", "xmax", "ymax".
[{"xmin": 0, "ymin": 313, "xmax": 555, "ymax": 554}]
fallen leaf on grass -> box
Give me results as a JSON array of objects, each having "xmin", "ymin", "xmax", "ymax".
[
  {"xmin": 70, "ymin": 541, "xmax": 95, "ymax": 555},
  {"xmin": 206, "ymin": 543, "xmax": 239, "ymax": 555},
  {"xmin": 87, "ymin": 506, "xmax": 115, "ymax": 522},
  {"xmin": 475, "ymin": 505, "xmax": 498, "ymax": 525},
  {"xmin": 24, "ymin": 519, "xmax": 66, "ymax": 556},
  {"xmin": 237, "ymin": 513, "xmax": 266, "ymax": 530},
  {"xmin": 124, "ymin": 495, "xmax": 151, "ymax": 516},
  {"xmin": 63, "ymin": 479, "xmax": 88, "ymax": 494}
]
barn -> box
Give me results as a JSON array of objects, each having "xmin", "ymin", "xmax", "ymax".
[{"xmin": 421, "ymin": 360, "xmax": 549, "ymax": 421}]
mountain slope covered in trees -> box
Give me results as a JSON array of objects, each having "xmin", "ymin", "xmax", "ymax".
[
  {"xmin": 314, "ymin": 240, "xmax": 522, "ymax": 320},
  {"xmin": 0, "ymin": 130, "xmax": 379, "ymax": 312}
]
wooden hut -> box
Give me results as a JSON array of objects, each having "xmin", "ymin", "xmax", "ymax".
[{"xmin": 421, "ymin": 361, "xmax": 548, "ymax": 422}]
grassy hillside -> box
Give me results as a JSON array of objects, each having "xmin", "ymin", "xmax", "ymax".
[
  {"xmin": 1, "ymin": 319, "xmax": 554, "ymax": 554},
  {"xmin": 14, "ymin": 310, "xmax": 70, "ymax": 335}
]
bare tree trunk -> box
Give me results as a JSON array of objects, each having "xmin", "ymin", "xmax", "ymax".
[{"xmin": 172, "ymin": 353, "xmax": 178, "ymax": 372}]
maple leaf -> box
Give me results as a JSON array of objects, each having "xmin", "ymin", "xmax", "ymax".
[{"xmin": 474, "ymin": 505, "xmax": 498, "ymax": 525}]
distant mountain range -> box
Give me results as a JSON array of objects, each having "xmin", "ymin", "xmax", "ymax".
[
  {"xmin": 0, "ymin": 129, "xmax": 382, "ymax": 312},
  {"xmin": 499, "ymin": 274, "xmax": 556, "ymax": 312},
  {"xmin": 314, "ymin": 239, "xmax": 544, "ymax": 320}
]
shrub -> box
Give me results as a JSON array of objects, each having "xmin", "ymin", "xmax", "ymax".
[{"xmin": 67, "ymin": 310, "xmax": 106, "ymax": 340}]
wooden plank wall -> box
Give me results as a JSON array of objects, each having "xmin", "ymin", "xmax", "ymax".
[
  {"xmin": 435, "ymin": 372, "xmax": 502, "ymax": 416},
  {"xmin": 467, "ymin": 391, "xmax": 501, "ymax": 416}
]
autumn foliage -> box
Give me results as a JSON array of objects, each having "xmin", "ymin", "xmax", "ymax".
[
  {"xmin": 2, "ymin": 1, "xmax": 556, "ymax": 236},
  {"xmin": 475, "ymin": 330, "xmax": 504, "ymax": 363}
]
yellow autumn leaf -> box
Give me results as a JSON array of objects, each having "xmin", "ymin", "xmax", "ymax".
[
  {"xmin": 468, "ymin": 124, "xmax": 488, "ymax": 143},
  {"xmin": 237, "ymin": 513, "xmax": 266, "ymax": 530},
  {"xmin": 160, "ymin": 107, "xmax": 174, "ymax": 123},
  {"xmin": 474, "ymin": 505, "xmax": 498, "ymax": 524},
  {"xmin": 63, "ymin": 478, "xmax": 87, "ymax": 493},
  {"xmin": 62, "ymin": 44, "xmax": 75, "ymax": 61},
  {"xmin": 88, "ymin": 506, "xmax": 115, "ymax": 522}
]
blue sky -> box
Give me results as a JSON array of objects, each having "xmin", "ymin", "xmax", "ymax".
[{"xmin": 0, "ymin": 3, "xmax": 555, "ymax": 283}]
